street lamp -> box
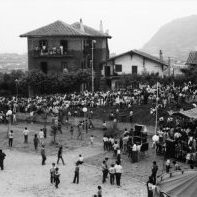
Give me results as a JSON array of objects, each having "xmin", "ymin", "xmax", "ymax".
[
  {"xmin": 15, "ymin": 79, "xmax": 19, "ymax": 99},
  {"xmin": 91, "ymin": 40, "xmax": 96, "ymax": 92}
]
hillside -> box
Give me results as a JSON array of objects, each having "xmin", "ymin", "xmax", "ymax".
[
  {"xmin": 142, "ymin": 15, "xmax": 197, "ymax": 61},
  {"xmin": 0, "ymin": 53, "xmax": 27, "ymax": 73}
]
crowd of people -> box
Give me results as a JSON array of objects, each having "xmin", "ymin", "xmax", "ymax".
[
  {"xmin": 154, "ymin": 114, "xmax": 197, "ymax": 169},
  {"xmin": 1, "ymin": 81, "xmax": 197, "ymax": 197}
]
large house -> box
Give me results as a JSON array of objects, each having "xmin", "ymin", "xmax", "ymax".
[
  {"xmin": 101, "ymin": 50, "xmax": 169, "ymax": 89},
  {"xmin": 20, "ymin": 19, "xmax": 111, "ymax": 94}
]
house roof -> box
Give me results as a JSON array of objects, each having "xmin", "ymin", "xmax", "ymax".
[
  {"xmin": 71, "ymin": 22, "xmax": 111, "ymax": 38},
  {"xmin": 20, "ymin": 20, "xmax": 89, "ymax": 37},
  {"xmin": 20, "ymin": 20, "xmax": 111, "ymax": 38},
  {"xmin": 186, "ymin": 51, "xmax": 197, "ymax": 65},
  {"xmin": 104, "ymin": 49, "xmax": 169, "ymax": 66}
]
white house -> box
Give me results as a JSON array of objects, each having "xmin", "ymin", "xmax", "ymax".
[{"xmin": 101, "ymin": 49, "xmax": 169, "ymax": 89}]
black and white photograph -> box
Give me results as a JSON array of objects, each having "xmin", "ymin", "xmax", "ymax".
[{"xmin": 1, "ymin": 0, "xmax": 197, "ymax": 196}]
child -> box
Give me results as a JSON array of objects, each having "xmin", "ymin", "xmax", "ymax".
[
  {"xmin": 8, "ymin": 130, "xmax": 14, "ymax": 147},
  {"xmin": 166, "ymin": 159, "xmax": 171, "ymax": 173},
  {"xmin": 90, "ymin": 135, "xmax": 94, "ymax": 145},
  {"xmin": 41, "ymin": 145, "xmax": 46, "ymax": 165},
  {"xmin": 97, "ymin": 186, "xmax": 102, "ymax": 197},
  {"xmin": 54, "ymin": 167, "xmax": 60, "ymax": 188},
  {"xmin": 102, "ymin": 121, "xmax": 107, "ymax": 130},
  {"xmin": 33, "ymin": 134, "xmax": 39, "ymax": 151},
  {"xmin": 50, "ymin": 163, "xmax": 56, "ymax": 184},
  {"xmin": 109, "ymin": 164, "xmax": 115, "ymax": 185}
]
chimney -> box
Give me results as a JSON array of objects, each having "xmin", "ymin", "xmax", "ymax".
[
  {"xmin": 105, "ymin": 29, "xmax": 109, "ymax": 35},
  {"xmin": 99, "ymin": 20, "xmax": 104, "ymax": 33},
  {"xmin": 159, "ymin": 50, "xmax": 163, "ymax": 61},
  {"xmin": 80, "ymin": 18, "xmax": 85, "ymax": 32}
]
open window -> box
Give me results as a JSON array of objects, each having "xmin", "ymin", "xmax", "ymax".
[
  {"xmin": 39, "ymin": 40, "xmax": 48, "ymax": 51},
  {"xmin": 60, "ymin": 40, "xmax": 68, "ymax": 54}
]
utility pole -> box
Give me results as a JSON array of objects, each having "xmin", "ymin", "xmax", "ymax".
[{"xmin": 91, "ymin": 40, "xmax": 96, "ymax": 92}]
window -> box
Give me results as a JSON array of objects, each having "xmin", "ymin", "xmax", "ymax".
[
  {"xmin": 115, "ymin": 64, "xmax": 122, "ymax": 72},
  {"xmin": 39, "ymin": 40, "xmax": 48, "ymax": 50},
  {"xmin": 132, "ymin": 66, "xmax": 138, "ymax": 74},
  {"xmin": 40, "ymin": 62, "xmax": 48, "ymax": 74}
]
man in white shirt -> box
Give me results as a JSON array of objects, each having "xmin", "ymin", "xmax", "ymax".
[
  {"xmin": 77, "ymin": 154, "xmax": 84, "ymax": 165},
  {"xmin": 39, "ymin": 129, "xmax": 44, "ymax": 145},
  {"xmin": 132, "ymin": 143, "xmax": 138, "ymax": 162},
  {"xmin": 23, "ymin": 127, "xmax": 29, "ymax": 143},
  {"xmin": 114, "ymin": 161, "xmax": 123, "ymax": 186}
]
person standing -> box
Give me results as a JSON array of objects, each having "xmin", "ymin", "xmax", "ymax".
[
  {"xmin": 109, "ymin": 164, "xmax": 115, "ymax": 185},
  {"xmin": 117, "ymin": 148, "xmax": 121, "ymax": 164},
  {"xmin": 39, "ymin": 129, "xmax": 44, "ymax": 145},
  {"xmin": 129, "ymin": 110, "xmax": 133, "ymax": 123},
  {"xmin": 97, "ymin": 185, "xmax": 102, "ymax": 197},
  {"xmin": 50, "ymin": 163, "xmax": 56, "ymax": 184},
  {"xmin": 77, "ymin": 122, "xmax": 82, "ymax": 140},
  {"xmin": 57, "ymin": 146, "xmax": 65, "ymax": 165},
  {"xmin": 90, "ymin": 135, "xmax": 94, "ymax": 145},
  {"xmin": 101, "ymin": 160, "xmax": 108, "ymax": 183},
  {"xmin": 73, "ymin": 162, "xmax": 79, "ymax": 184},
  {"xmin": 41, "ymin": 145, "xmax": 46, "ymax": 165},
  {"xmin": 147, "ymin": 176, "xmax": 155, "ymax": 197},
  {"xmin": 23, "ymin": 127, "xmax": 29, "ymax": 144},
  {"xmin": 0, "ymin": 149, "xmax": 6, "ymax": 170},
  {"xmin": 85, "ymin": 119, "xmax": 88, "ymax": 133},
  {"xmin": 33, "ymin": 134, "xmax": 39, "ymax": 151},
  {"xmin": 8, "ymin": 130, "xmax": 14, "ymax": 147},
  {"xmin": 151, "ymin": 161, "xmax": 158, "ymax": 185},
  {"xmin": 54, "ymin": 167, "xmax": 60, "ymax": 188},
  {"xmin": 114, "ymin": 161, "xmax": 123, "ymax": 186}
]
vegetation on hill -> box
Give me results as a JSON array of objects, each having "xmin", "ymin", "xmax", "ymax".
[{"xmin": 143, "ymin": 15, "xmax": 197, "ymax": 61}]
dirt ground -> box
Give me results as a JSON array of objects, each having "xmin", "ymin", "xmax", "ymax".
[
  {"xmin": 0, "ymin": 121, "xmax": 189, "ymax": 197},
  {"xmin": 0, "ymin": 145, "xmax": 146, "ymax": 197}
]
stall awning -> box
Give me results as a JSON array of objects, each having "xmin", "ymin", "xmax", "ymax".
[{"xmin": 173, "ymin": 107, "xmax": 197, "ymax": 119}]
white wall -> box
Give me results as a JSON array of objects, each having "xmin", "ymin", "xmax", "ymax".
[{"xmin": 113, "ymin": 53, "xmax": 163, "ymax": 76}]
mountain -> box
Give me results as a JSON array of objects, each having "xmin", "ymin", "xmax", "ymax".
[
  {"xmin": 0, "ymin": 53, "xmax": 27, "ymax": 73},
  {"xmin": 142, "ymin": 15, "xmax": 197, "ymax": 62}
]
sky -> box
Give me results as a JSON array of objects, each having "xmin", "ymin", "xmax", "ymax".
[{"xmin": 1, "ymin": 0, "xmax": 197, "ymax": 54}]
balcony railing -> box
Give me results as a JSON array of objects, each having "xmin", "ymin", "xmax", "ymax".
[{"xmin": 32, "ymin": 48, "xmax": 73, "ymax": 58}]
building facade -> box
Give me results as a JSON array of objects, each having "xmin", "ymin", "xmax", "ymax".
[
  {"xmin": 101, "ymin": 50, "xmax": 169, "ymax": 89},
  {"xmin": 20, "ymin": 19, "xmax": 111, "ymax": 94}
]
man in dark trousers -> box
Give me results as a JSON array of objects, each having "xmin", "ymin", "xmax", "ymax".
[
  {"xmin": 0, "ymin": 149, "xmax": 6, "ymax": 170},
  {"xmin": 73, "ymin": 162, "xmax": 79, "ymax": 184},
  {"xmin": 57, "ymin": 146, "xmax": 65, "ymax": 165},
  {"xmin": 102, "ymin": 160, "xmax": 108, "ymax": 183},
  {"xmin": 151, "ymin": 161, "xmax": 158, "ymax": 185},
  {"xmin": 41, "ymin": 145, "xmax": 46, "ymax": 165}
]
